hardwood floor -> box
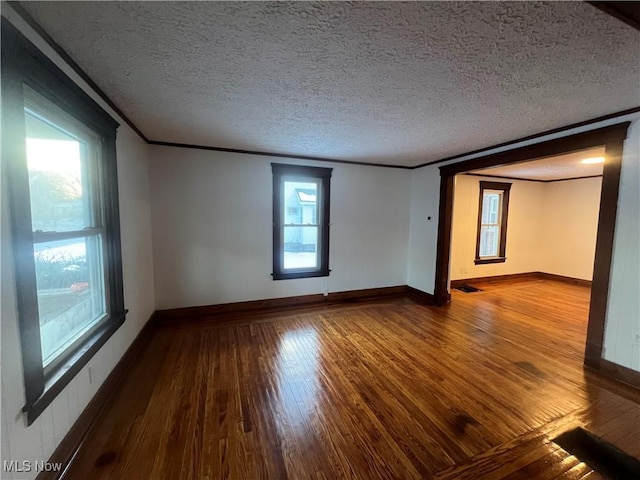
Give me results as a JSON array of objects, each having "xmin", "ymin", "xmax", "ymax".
[{"xmin": 62, "ymin": 280, "xmax": 640, "ymax": 479}]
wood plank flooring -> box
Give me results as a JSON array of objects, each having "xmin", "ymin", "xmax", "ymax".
[{"xmin": 62, "ymin": 279, "xmax": 640, "ymax": 479}]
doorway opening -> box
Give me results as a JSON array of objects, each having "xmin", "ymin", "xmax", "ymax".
[
  {"xmin": 449, "ymin": 145, "xmax": 604, "ymax": 294},
  {"xmin": 433, "ymin": 122, "xmax": 631, "ymax": 369}
]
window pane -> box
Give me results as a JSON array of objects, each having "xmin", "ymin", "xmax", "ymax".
[
  {"xmin": 25, "ymin": 109, "xmax": 92, "ymax": 233},
  {"xmin": 283, "ymin": 226, "xmax": 319, "ymax": 269},
  {"xmin": 480, "ymin": 225, "xmax": 499, "ymax": 257},
  {"xmin": 481, "ymin": 192, "xmax": 501, "ymax": 225},
  {"xmin": 34, "ymin": 236, "xmax": 106, "ymax": 365},
  {"xmin": 284, "ymin": 181, "xmax": 318, "ymax": 225}
]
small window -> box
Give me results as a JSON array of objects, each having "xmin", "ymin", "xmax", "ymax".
[
  {"xmin": 475, "ymin": 181, "xmax": 511, "ymax": 264},
  {"xmin": 2, "ymin": 19, "xmax": 125, "ymax": 424},
  {"xmin": 272, "ymin": 164, "xmax": 332, "ymax": 280}
]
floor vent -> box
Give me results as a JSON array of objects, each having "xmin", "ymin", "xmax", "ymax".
[
  {"xmin": 454, "ymin": 285, "xmax": 481, "ymax": 293},
  {"xmin": 553, "ymin": 427, "xmax": 640, "ymax": 479}
]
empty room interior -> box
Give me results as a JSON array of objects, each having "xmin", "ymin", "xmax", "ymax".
[
  {"xmin": 450, "ymin": 147, "xmax": 604, "ymax": 294},
  {"xmin": 1, "ymin": 2, "xmax": 639, "ymax": 480}
]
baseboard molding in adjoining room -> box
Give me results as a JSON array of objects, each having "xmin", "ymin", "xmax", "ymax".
[
  {"xmin": 450, "ymin": 271, "xmax": 592, "ymax": 289},
  {"xmin": 536, "ymin": 272, "xmax": 592, "ymax": 287}
]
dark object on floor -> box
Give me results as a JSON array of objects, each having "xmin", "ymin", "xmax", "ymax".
[
  {"xmin": 454, "ymin": 284, "xmax": 481, "ymax": 293},
  {"xmin": 553, "ymin": 427, "xmax": 640, "ymax": 479}
]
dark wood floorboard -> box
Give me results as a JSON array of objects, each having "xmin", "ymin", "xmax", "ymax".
[{"xmin": 63, "ymin": 279, "xmax": 640, "ymax": 479}]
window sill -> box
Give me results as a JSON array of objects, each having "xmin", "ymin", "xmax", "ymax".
[
  {"xmin": 273, "ymin": 269, "xmax": 330, "ymax": 280},
  {"xmin": 475, "ymin": 257, "xmax": 506, "ymax": 265},
  {"xmin": 23, "ymin": 310, "xmax": 127, "ymax": 425}
]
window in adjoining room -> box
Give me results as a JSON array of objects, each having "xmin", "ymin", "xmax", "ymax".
[{"xmin": 475, "ymin": 181, "xmax": 511, "ymax": 264}]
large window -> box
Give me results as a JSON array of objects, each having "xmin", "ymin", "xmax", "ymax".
[
  {"xmin": 26, "ymin": 90, "xmax": 110, "ymax": 368},
  {"xmin": 2, "ymin": 19, "xmax": 125, "ymax": 424},
  {"xmin": 272, "ymin": 163, "xmax": 332, "ymax": 280},
  {"xmin": 475, "ymin": 181, "xmax": 511, "ymax": 264}
]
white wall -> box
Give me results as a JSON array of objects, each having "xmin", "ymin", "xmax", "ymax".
[
  {"xmin": 406, "ymin": 167, "xmax": 441, "ymax": 294},
  {"xmin": 603, "ymin": 119, "xmax": 640, "ymax": 371},
  {"xmin": 150, "ymin": 146, "xmax": 410, "ymax": 310},
  {"xmin": 450, "ymin": 175, "xmax": 601, "ymax": 281},
  {"xmin": 541, "ymin": 177, "xmax": 602, "ymax": 280},
  {"xmin": 450, "ymin": 175, "xmax": 545, "ymax": 280},
  {"xmin": 1, "ymin": 8, "xmax": 155, "ymax": 479}
]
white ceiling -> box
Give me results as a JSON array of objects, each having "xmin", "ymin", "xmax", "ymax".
[
  {"xmin": 467, "ymin": 146, "xmax": 605, "ymax": 181},
  {"xmin": 19, "ymin": 1, "xmax": 640, "ymax": 167}
]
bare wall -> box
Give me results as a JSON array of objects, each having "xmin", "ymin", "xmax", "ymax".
[
  {"xmin": 603, "ymin": 119, "xmax": 640, "ymax": 371},
  {"xmin": 540, "ymin": 177, "xmax": 602, "ymax": 280},
  {"xmin": 149, "ymin": 146, "xmax": 411, "ymax": 310},
  {"xmin": 450, "ymin": 175, "xmax": 545, "ymax": 280},
  {"xmin": 450, "ymin": 175, "xmax": 602, "ymax": 281}
]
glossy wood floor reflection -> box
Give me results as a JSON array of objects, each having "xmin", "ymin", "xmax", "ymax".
[{"xmin": 64, "ymin": 280, "xmax": 640, "ymax": 479}]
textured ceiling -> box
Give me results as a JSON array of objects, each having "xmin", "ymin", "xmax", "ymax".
[
  {"xmin": 19, "ymin": 1, "xmax": 640, "ymax": 167},
  {"xmin": 468, "ymin": 146, "xmax": 605, "ymax": 181}
]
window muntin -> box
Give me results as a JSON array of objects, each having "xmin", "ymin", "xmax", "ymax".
[
  {"xmin": 475, "ymin": 181, "xmax": 511, "ymax": 264},
  {"xmin": 272, "ymin": 164, "xmax": 331, "ymax": 280}
]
